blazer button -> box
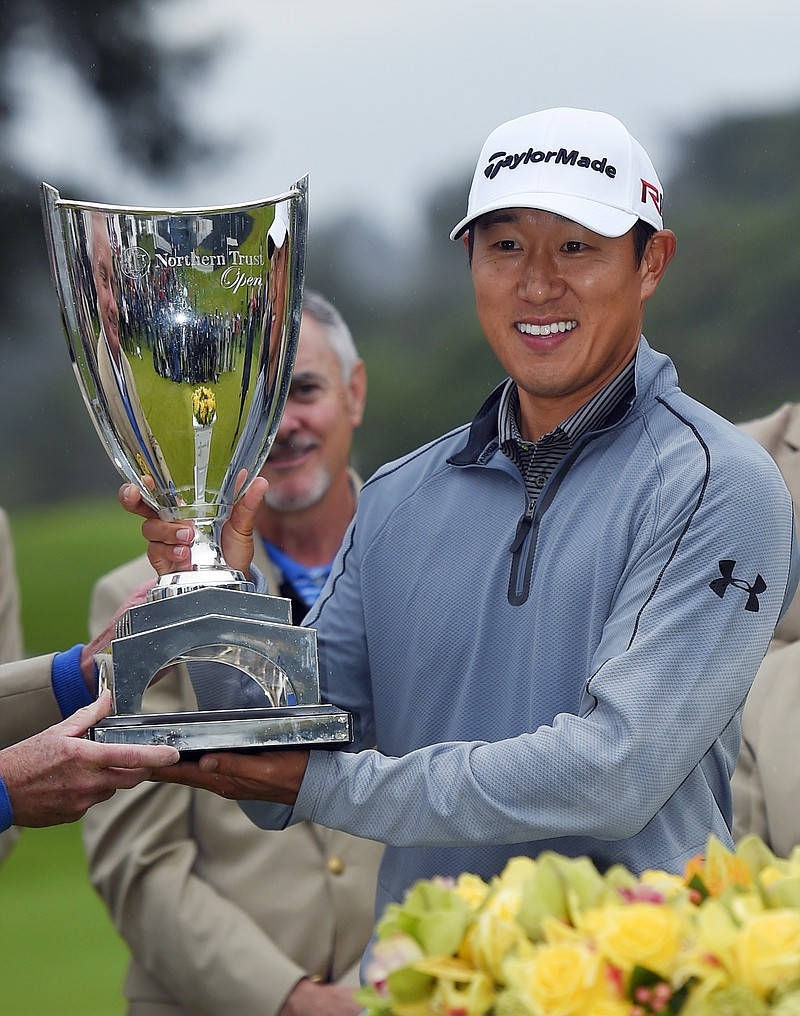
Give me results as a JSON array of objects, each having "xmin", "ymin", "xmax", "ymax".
[{"xmin": 327, "ymin": 856, "xmax": 345, "ymax": 876}]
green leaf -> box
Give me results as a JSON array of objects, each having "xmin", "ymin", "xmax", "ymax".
[
  {"xmin": 417, "ymin": 909, "xmax": 472, "ymax": 956},
  {"xmin": 687, "ymin": 873, "xmax": 710, "ymax": 901},
  {"xmin": 385, "ymin": 967, "xmax": 435, "ymax": 1003}
]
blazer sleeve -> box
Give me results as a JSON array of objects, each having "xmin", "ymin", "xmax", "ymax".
[
  {"xmin": 733, "ymin": 637, "xmax": 800, "ymax": 857},
  {"xmin": 81, "ymin": 570, "xmax": 309, "ymax": 1016},
  {"xmin": 0, "ymin": 654, "xmax": 60, "ymax": 749},
  {"xmin": 0, "ymin": 509, "xmax": 23, "ymax": 665}
]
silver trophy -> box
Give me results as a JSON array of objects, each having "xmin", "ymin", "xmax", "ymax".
[{"xmin": 41, "ymin": 179, "xmax": 351, "ymax": 752}]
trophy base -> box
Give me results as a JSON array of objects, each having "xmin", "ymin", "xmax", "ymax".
[{"xmin": 88, "ymin": 704, "xmax": 352, "ymax": 755}]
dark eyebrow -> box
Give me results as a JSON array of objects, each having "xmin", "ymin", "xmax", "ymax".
[
  {"xmin": 290, "ymin": 371, "xmax": 325, "ymax": 386},
  {"xmin": 476, "ymin": 211, "xmax": 518, "ymax": 229},
  {"xmin": 477, "ymin": 209, "xmax": 576, "ymax": 229}
]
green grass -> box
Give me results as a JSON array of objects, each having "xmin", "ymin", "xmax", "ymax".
[
  {"xmin": 2, "ymin": 497, "xmax": 146, "ymax": 1014},
  {"xmin": 0, "ymin": 824, "xmax": 128, "ymax": 1015},
  {"xmin": 9, "ymin": 497, "xmax": 145, "ymax": 653}
]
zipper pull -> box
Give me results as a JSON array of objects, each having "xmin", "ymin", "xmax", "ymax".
[{"xmin": 509, "ymin": 515, "xmax": 532, "ymax": 553}]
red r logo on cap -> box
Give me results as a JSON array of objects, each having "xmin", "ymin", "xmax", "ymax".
[{"xmin": 640, "ymin": 179, "xmax": 662, "ymax": 215}]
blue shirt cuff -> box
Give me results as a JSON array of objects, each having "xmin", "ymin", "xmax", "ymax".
[
  {"xmin": 0, "ymin": 777, "xmax": 13, "ymax": 832},
  {"xmin": 52, "ymin": 644, "xmax": 94, "ymax": 719}
]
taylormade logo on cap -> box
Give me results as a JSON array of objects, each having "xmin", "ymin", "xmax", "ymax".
[
  {"xmin": 484, "ymin": 147, "xmax": 617, "ymax": 181},
  {"xmin": 450, "ymin": 107, "xmax": 664, "ymax": 240}
]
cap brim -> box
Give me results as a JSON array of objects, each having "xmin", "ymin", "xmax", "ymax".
[{"xmin": 449, "ymin": 192, "xmax": 638, "ymax": 241}]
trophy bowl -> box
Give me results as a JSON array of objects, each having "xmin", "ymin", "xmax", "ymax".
[{"xmin": 41, "ymin": 178, "xmax": 352, "ymax": 752}]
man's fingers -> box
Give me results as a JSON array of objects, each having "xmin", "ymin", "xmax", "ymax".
[
  {"xmin": 198, "ymin": 750, "xmax": 270, "ymax": 779},
  {"xmin": 119, "ymin": 482, "xmax": 157, "ymax": 520},
  {"xmin": 94, "ymin": 742, "xmax": 180, "ymax": 770},
  {"xmin": 228, "ymin": 476, "xmax": 267, "ymax": 538},
  {"xmin": 104, "ymin": 766, "xmax": 160, "ymax": 789},
  {"xmin": 140, "ymin": 517, "xmax": 194, "ymax": 548},
  {"xmin": 218, "ymin": 474, "xmax": 264, "ymax": 577},
  {"xmin": 58, "ymin": 689, "xmax": 113, "ymax": 736},
  {"xmin": 141, "ymin": 517, "xmax": 194, "ymax": 574},
  {"xmin": 150, "ymin": 760, "xmax": 229, "ymax": 792}
]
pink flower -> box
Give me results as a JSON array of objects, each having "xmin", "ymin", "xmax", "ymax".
[{"xmin": 618, "ymin": 885, "xmax": 665, "ymax": 905}]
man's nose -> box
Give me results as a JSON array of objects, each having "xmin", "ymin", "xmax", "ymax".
[
  {"xmin": 276, "ymin": 403, "xmax": 301, "ymax": 437},
  {"xmin": 517, "ymin": 252, "xmax": 566, "ymax": 303}
]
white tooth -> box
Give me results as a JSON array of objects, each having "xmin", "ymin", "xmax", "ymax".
[
  {"xmin": 541, "ymin": 324, "xmax": 551, "ymax": 335},
  {"xmin": 558, "ymin": 321, "xmax": 566, "ymax": 332},
  {"xmin": 565, "ymin": 321, "xmax": 574, "ymax": 331}
]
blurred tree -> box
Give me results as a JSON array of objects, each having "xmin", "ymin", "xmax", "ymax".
[
  {"xmin": 644, "ymin": 106, "xmax": 800, "ymax": 422},
  {"xmin": 0, "ymin": 0, "xmax": 211, "ymax": 507},
  {"xmin": 306, "ymin": 170, "xmax": 503, "ymax": 477}
]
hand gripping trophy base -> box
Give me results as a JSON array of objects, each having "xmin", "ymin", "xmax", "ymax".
[{"xmin": 91, "ymin": 587, "xmax": 352, "ymax": 754}]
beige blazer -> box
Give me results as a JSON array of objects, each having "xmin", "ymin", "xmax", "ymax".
[
  {"xmin": 0, "ymin": 509, "xmax": 22, "ymax": 666},
  {"xmin": 0, "ymin": 512, "xmax": 31, "ymax": 861},
  {"xmin": 733, "ymin": 403, "xmax": 800, "ymax": 855},
  {"xmin": 0, "ymin": 509, "xmax": 60, "ymax": 746},
  {"xmin": 81, "ymin": 541, "xmax": 384, "ymax": 1016}
]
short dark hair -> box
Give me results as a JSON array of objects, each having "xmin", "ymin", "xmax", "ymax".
[
  {"xmin": 466, "ymin": 217, "xmax": 656, "ymax": 267},
  {"xmin": 631, "ymin": 219, "xmax": 656, "ymax": 268}
]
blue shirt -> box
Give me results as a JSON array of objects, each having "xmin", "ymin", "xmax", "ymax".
[{"xmin": 263, "ymin": 540, "xmax": 333, "ymax": 611}]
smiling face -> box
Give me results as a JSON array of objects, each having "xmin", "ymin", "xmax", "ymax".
[
  {"xmin": 261, "ymin": 313, "xmax": 366, "ymax": 512},
  {"xmin": 469, "ymin": 208, "xmax": 674, "ymax": 439}
]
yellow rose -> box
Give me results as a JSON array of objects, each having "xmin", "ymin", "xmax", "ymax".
[
  {"xmin": 455, "ymin": 873, "xmax": 490, "ymax": 910},
  {"xmin": 732, "ymin": 910, "xmax": 800, "ymax": 998},
  {"xmin": 433, "ymin": 971, "xmax": 495, "ymax": 1016},
  {"xmin": 460, "ymin": 908, "xmax": 527, "ymax": 982},
  {"xmin": 505, "ymin": 941, "xmax": 603, "ymax": 1016},
  {"xmin": 486, "ymin": 886, "xmax": 523, "ymax": 922},
  {"xmin": 589, "ymin": 902, "xmax": 683, "ymax": 979}
]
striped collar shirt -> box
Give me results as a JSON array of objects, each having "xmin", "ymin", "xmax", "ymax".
[{"xmin": 498, "ymin": 356, "xmax": 636, "ymax": 515}]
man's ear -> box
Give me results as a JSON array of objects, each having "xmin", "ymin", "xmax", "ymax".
[
  {"xmin": 640, "ymin": 229, "xmax": 676, "ymax": 303},
  {"xmin": 346, "ymin": 360, "xmax": 367, "ymax": 428}
]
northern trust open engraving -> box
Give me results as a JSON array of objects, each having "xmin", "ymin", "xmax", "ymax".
[
  {"xmin": 484, "ymin": 147, "xmax": 617, "ymax": 181},
  {"xmin": 130, "ymin": 247, "xmax": 267, "ymax": 295}
]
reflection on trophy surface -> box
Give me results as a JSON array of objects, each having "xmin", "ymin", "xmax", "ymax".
[{"xmin": 41, "ymin": 178, "xmax": 353, "ymax": 752}]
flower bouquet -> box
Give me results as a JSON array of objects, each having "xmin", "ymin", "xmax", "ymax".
[{"xmin": 358, "ymin": 836, "xmax": 800, "ymax": 1016}]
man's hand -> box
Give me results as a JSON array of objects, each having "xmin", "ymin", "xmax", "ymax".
[
  {"xmin": 119, "ymin": 469, "xmax": 267, "ymax": 579},
  {"xmin": 153, "ymin": 748, "xmax": 309, "ymax": 805},
  {"xmin": 0, "ymin": 691, "xmax": 179, "ymax": 827},
  {"xmin": 279, "ymin": 979, "xmax": 360, "ymax": 1016},
  {"xmin": 79, "ymin": 580, "xmax": 154, "ymax": 693}
]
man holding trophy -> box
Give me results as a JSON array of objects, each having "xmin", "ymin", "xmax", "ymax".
[{"xmin": 134, "ymin": 109, "xmax": 796, "ymax": 921}]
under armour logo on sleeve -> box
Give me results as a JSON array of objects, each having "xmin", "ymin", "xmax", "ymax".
[{"xmin": 709, "ymin": 559, "xmax": 766, "ymax": 612}]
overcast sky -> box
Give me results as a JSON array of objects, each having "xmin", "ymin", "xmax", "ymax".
[{"xmin": 8, "ymin": 0, "xmax": 800, "ymax": 236}]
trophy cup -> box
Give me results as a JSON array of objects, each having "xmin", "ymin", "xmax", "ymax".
[{"xmin": 41, "ymin": 179, "xmax": 352, "ymax": 752}]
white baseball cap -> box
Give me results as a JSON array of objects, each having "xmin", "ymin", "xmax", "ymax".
[{"xmin": 450, "ymin": 107, "xmax": 664, "ymax": 241}]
